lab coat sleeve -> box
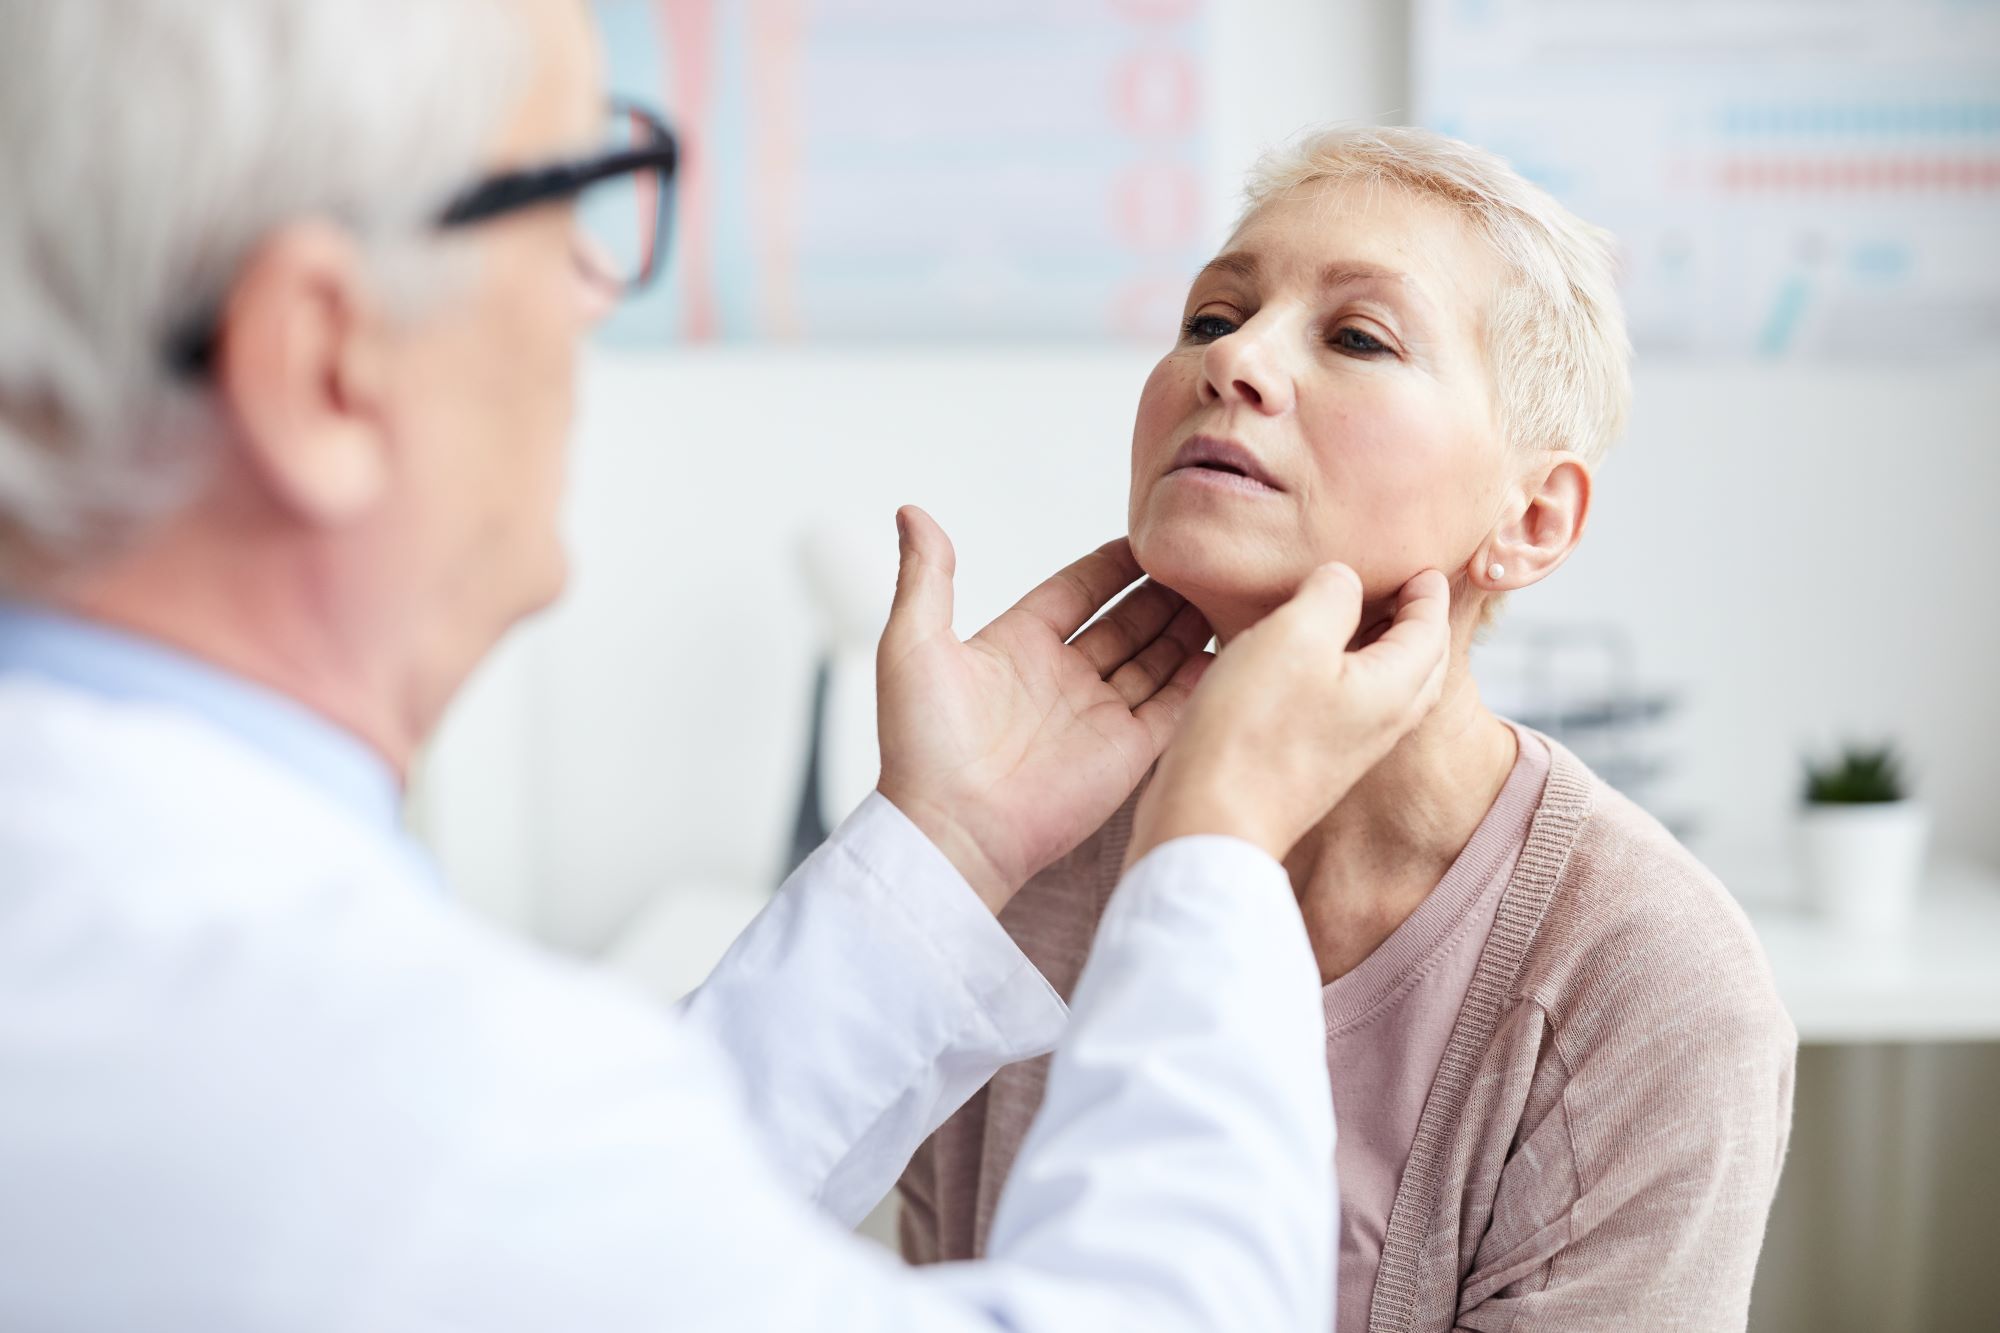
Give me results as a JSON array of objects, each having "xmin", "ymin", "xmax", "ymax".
[
  {"xmin": 366, "ymin": 834, "xmax": 1334, "ymax": 1333},
  {"xmin": 926, "ymin": 833, "xmax": 1338, "ymax": 1332},
  {"xmin": 676, "ymin": 792, "xmax": 1070, "ymax": 1224}
]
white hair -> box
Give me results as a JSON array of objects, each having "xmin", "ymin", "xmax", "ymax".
[
  {"xmin": 1239, "ymin": 125, "xmax": 1631, "ymax": 468},
  {"xmin": 0, "ymin": 0, "xmax": 534, "ymax": 576}
]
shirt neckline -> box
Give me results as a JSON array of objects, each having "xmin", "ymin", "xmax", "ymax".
[
  {"xmin": 1320, "ymin": 721, "xmax": 1552, "ymax": 1035},
  {"xmin": 0, "ymin": 600, "xmax": 403, "ymax": 836}
]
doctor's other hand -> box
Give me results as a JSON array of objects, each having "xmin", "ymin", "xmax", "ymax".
[
  {"xmin": 1125, "ymin": 564, "xmax": 1452, "ymax": 872},
  {"xmin": 874, "ymin": 506, "xmax": 1213, "ymax": 914}
]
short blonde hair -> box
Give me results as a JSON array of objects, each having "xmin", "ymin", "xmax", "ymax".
[{"xmin": 1239, "ymin": 125, "xmax": 1631, "ymax": 467}]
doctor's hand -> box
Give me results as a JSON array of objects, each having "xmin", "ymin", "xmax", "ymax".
[
  {"xmin": 1124, "ymin": 564, "xmax": 1453, "ymax": 872},
  {"xmin": 874, "ymin": 506, "xmax": 1213, "ymax": 914}
]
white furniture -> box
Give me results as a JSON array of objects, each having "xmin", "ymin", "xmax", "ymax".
[{"xmin": 1741, "ymin": 862, "xmax": 2000, "ymax": 1045}]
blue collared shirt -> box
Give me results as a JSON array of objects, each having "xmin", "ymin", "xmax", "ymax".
[{"xmin": 0, "ymin": 600, "xmax": 404, "ymax": 837}]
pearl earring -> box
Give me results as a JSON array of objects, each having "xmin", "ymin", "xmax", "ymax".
[{"xmin": 1487, "ymin": 563, "xmax": 1505, "ymax": 581}]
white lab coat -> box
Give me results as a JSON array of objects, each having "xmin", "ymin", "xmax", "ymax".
[{"xmin": 0, "ymin": 673, "xmax": 1334, "ymax": 1331}]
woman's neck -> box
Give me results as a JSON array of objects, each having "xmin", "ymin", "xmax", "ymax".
[
  {"xmin": 1192, "ymin": 584, "xmax": 1520, "ymax": 984},
  {"xmin": 1210, "ymin": 599, "xmax": 1516, "ymax": 985},
  {"xmin": 1286, "ymin": 660, "xmax": 1517, "ymax": 982}
]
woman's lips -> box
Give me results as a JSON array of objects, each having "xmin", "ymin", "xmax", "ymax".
[
  {"xmin": 1166, "ymin": 434, "xmax": 1285, "ymax": 494},
  {"xmin": 1166, "ymin": 465, "xmax": 1283, "ymax": 496}
]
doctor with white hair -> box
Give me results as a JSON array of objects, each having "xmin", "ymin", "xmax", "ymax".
[{"xmin": 0, "ymin": 2, "xmax": 1453, "ymax": 1329}]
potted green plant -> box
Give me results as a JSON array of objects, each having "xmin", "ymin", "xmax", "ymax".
[{"xmin": 1797, "ymin": 743, "xmax": 1929, "ymax": 927}]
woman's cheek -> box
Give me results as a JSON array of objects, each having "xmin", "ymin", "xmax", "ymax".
[
  {"xmin": 1132, "ymin": 357, "xmax": 1193, "ymax": 462},
  {"xmin": 1300, "ymin": 406, "xmax": 1466, "ymax": 580},
  {"xmin": 1331, "ymin": 392, "xmax": 1468, "ymax": 502}
]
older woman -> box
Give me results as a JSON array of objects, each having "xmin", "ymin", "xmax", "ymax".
[{"xmin": 898, "ymin": 127, "xmax": 1797, "ymax": 1332}]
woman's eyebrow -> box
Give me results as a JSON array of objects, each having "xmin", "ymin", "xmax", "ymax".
[
  {"xmin": 1319, "ymin": 261, "xmax": 1411, "ymax": 289},
  {"xmin": 1187, "ymin": 252, "xmax": 1431, "ymax": 322},
  {"xmin": 1321, "ymin": 262, "xmax": 1440, "ymax": 333},
  {"xmin": 1191, "ymin": 250, "xmax": 1260, "ymax": 285}
]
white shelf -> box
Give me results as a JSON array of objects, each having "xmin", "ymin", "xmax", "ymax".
[{"xmin": 1742, "ymin": 863, "xmax": 2000, "ymax": 1044}]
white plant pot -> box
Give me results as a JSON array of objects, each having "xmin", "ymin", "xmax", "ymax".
[{"xmin": 1796, "ymin": 800, "xmax": 1930, "ymax": 928}]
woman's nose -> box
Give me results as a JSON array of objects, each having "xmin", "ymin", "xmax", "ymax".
[{"xmin": 1198, "ymin": 324, "xmax": 1293, "ymax": 414}]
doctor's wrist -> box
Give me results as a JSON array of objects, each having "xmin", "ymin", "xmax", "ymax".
[
  {"xmin": 873, "ymin": 786, "xmax": 1018, "ymax": 916},
  {"xmin": 1123, "ymin": 774, "xmax": 1280, "ymax": 875}
]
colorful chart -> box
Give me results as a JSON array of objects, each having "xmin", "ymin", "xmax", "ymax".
[
  {"xmin": 1414, "ymin": 0, "xmax": 2000, "ymax": 359},
  {"xmin": 593, "ymin": 0, "xmax": 1211, "ymax": 343}
]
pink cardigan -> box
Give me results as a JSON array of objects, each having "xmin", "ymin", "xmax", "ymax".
[{"xmin": 898, "ymin": 735, "xmax": 1798, "ymax": 1331}]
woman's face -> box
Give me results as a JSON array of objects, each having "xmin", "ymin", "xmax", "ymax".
[{"xmin": 1128, "ymin": 177, "xmax": 1514, "ymax": 634}]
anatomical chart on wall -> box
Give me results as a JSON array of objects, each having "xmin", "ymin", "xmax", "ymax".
[
  {"xmin": 594, "ymin": 0, "xmax": 1211, "ymax": 343},
  {"xmin": 1415, "ymin": 0, "xmax": 2000, "ymax": 359}
]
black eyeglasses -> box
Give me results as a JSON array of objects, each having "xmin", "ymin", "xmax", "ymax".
[{"xmin": 168, "ymin": 97, "xmax": 679, "ymax": 377}]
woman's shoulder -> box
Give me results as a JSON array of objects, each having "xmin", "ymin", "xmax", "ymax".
[{"xmin": 1513, "ymin": 741, "xmax": 1794, "ymax": 1056}]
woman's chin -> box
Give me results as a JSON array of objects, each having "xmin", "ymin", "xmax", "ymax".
[{"xmin": 1132, "ymin": 523, "xmax": 1297, "ymax": 619}]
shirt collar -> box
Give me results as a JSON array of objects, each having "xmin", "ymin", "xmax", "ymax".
[{"xmin": 0, "ymin": 600, "xmax": 404, "ymax": 836}]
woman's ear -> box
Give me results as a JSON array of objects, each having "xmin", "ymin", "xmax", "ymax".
[
  {"xmin": 1469, "ymin": 453, "xmax": 1592, "ymax": 592},
  {"xmin": 214, "ymin": 220, "xmax": 394, "ymax": 527}
]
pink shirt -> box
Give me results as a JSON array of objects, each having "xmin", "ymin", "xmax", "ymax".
[{"xmin": 1325, "ymin": 724, "xmax": 1548, "ymax": 1330}]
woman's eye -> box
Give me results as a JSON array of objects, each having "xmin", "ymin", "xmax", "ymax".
[
  {"xmin": 1332, "ymin": 325, "xmax": 1391, "ymax": 355},
  {"xmin": 1181, "ymin": 313, "xmax": 1238, "ymax": 342}
]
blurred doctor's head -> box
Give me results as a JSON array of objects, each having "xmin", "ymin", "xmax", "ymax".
[
  {"xmin": 1128, "ymin": 126, "xmax": 1631, "ymax": 648},
  {"xmin": 0, "ymin": 0, "xmax": 621, "ymax": 766}
]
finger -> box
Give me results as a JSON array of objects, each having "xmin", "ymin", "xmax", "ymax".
[
  {"xmin": 1400, "ymin": 570, "xmax": 1454, "ymax": 709},
  {"xmin": 1009, "ymin": 537, "xmax": 1145, "ymax": 641},
  {"xmin": 1068, "ymin": 578, "xmax": 1185, "ymax": 678},
  {"xmin": 1107, "ymin": 600, "xmax": 1212, "ymax": 708},
  {"xmin": 1349, "ymin": 569, "xmax": 1451, "ymax": 691},
  {"xmin": 1371, "ymin": 568, "xmax": 1451, "ymax": 653},
  {"xmin": 1397, "ymin": 567, "xmax": 1451, "ymax": 613},
  {"xmin": 881, "ymin": 505, "xmax": 956, "ymax": 656},
  {"xmin": 1131, "ymin": 648, "xmax": 1217, "ymax": 755},
  {"xmin": 1271, "ymin": 560, "xmax": 1366, "ymax": 648}
]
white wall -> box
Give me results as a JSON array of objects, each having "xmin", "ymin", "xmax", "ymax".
[
  {"xmin": 1528, "ymin": 359, "xmax": 2000, "ymax": 883},
  {"xmin": 424, "ymin": 345, "xmax": 1157, "ymax": 948}
]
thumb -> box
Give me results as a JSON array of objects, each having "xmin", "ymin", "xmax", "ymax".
[{"xmin": 883, "ymin": 504, "xmax": 957, "ymax": 652}]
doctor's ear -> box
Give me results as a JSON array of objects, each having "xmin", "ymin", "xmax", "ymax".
[
  {"xmin": 1470, "ymin": 453, "xmax": 1592, "ymax": 593},
  {"xmin": 214, "ymin": 220, "xmax": 395, "ymax": 527}
]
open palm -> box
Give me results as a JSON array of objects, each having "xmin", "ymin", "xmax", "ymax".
[{"xmin": 875, "ymin": 506, "xmax": 1213, "ymax": 913}]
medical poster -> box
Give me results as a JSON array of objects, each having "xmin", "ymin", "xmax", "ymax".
[
  {"xmin": 1414, "ymin": 0, "xmax": 2000, "ymax": 359},
  {"xmin": 593, "ymin": 0, "xmax": 1211, "ymax": 342}
]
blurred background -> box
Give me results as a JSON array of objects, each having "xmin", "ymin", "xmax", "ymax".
[{"xmin": 411, "ymin": 2, "xmax": 2000, "ymax": 1329}]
